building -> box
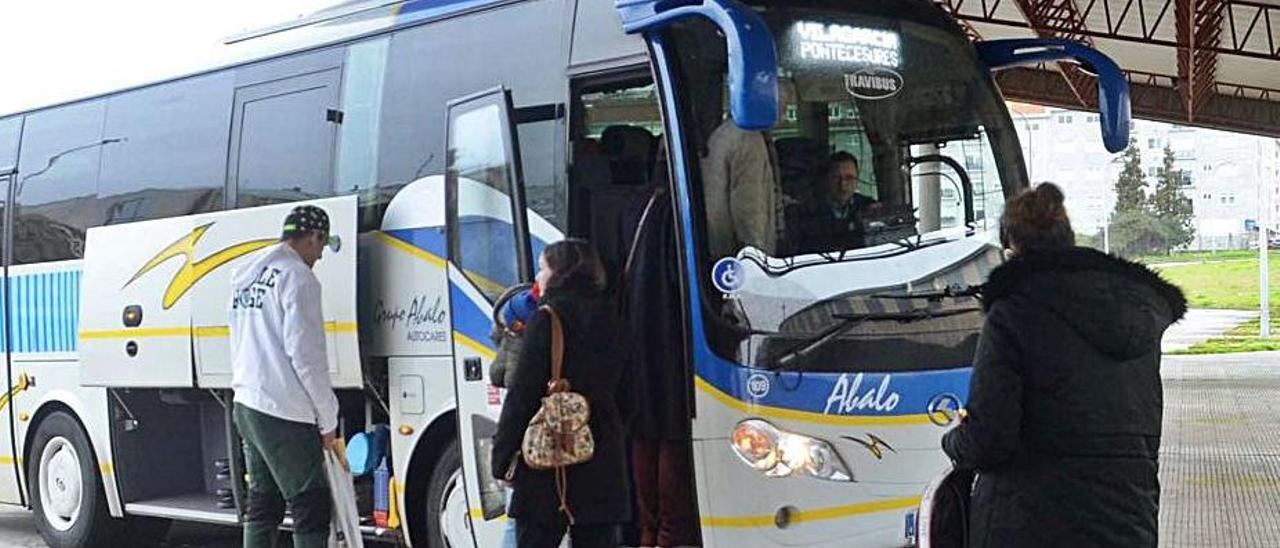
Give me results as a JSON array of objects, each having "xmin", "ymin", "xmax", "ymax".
[{"xmin": 1008, "ymin": 102, "xmax": 1280, "ymax": 250}]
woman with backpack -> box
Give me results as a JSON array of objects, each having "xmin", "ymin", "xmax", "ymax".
[{"xmin": 492, "ymin": 239, "xmax": 635, "ymax": 548}]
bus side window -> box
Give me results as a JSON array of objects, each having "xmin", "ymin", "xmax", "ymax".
[
  {"xmin": 13, "ymin": 101, "xmax": 106, "ymax": 265},
  {"xmin": 230, "ymin": 69, "xmax": 342, "ymax": 209},
  {"xmin": 517, "ymin": 111, "xmax": 567, "ymax": 235},
  {"xmin": 0, "ymin": 116, "xmax": 17, "ymax": 267},
  {"xmin": 99, "ymin": 73, "xmax": 232, "ymax": 224},
  {"xmin": 335, "ymin": 37, "xmax": 391, "ymax": 232}
]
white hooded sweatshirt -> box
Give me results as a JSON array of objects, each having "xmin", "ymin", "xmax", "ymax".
[{"xmin": 229, "ymin": 242, "xmax": 339, "ymax": 434}]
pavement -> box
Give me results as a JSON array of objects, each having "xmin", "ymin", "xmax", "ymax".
[
  {"xmin": 1163, "ymin": 309, "xmax": 1257, "ymax": 353},
  {"xmin": 0, "ymin": 511, "xmax": 241, "ymax": 547},
  {"xmin": 1160, "ymin": 352, "xmax": 1280, "ymax": 546}
]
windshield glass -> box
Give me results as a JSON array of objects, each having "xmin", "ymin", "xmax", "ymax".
[{"xmin": 664, "ymin": 0, "xmax": 1028, "ymax": 372}]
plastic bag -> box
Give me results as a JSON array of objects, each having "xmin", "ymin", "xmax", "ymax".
[{"xmin": 326, "ymin": 449, "xmax": 366, "ymax": 548}]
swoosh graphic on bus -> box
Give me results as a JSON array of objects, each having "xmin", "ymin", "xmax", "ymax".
[{"xmin": 125, "ymin": 223, "xmax": 276, "ymax": 309}]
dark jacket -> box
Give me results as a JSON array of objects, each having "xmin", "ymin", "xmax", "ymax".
[
  {"xmin": 624, "ymin": 188, "xmax": 692, "ymax": 439},
  {"xmin": 942, "ymin": 247, "xmax": 1186, "ymax": 548},
  {"xmin": 491, "ymin": 289, "xmax": 635, "ymax": 524}
]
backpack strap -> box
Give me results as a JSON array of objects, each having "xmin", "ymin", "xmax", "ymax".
[
  {"xmin": 539, "ymin": 304, "xmax": 576, "ymax": 523},
  {"xmin": 541, "ymin": 305, "xmax": 566, "ymax": 389}
]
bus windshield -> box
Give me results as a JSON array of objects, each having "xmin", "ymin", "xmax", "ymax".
[{"xmin": 666, "ymin": 0, "xmax": 1029, "ymax": 372}]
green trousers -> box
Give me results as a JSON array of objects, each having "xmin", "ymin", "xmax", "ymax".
[{"xmin": 234, "ymin": 404, "xmax": 332, "ymax": 548}]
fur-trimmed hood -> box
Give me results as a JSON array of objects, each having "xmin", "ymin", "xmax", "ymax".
[{"xmin": 981, "ymin": 246, "xmax": 1188, "ymax": 360}]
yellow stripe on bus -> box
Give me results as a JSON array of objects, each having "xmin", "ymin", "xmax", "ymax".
[
  {"xmin": 694, "ymin": 377, "xmax": 937, "ymax": 426},
  {"xmin": 468, "ymin": 508, "xmax": 509, "ymax": 522},
  {"xmin": 700, "ymin": 496, "xmax": 921, "ymax": 528},
  {"xmin": 82, "ymin": 322, "xmax": 358, "ymax": 340},
  {"xmin": 374, "ymin": 231, "xmax": 448, "ymax": 269},
  {"xmin": 0, "ymin": 457, "xmax": 114, "ymax": 477},
  {"xmin": 79, "ymin": 327, "xmax": 191, "ymax": 339},
  {"xmin": 460, "ymin": 488, "xmax": 913, "ymax": 528},
  {"xmin": 454, "ymin": 332, "xmax": 497, "ymax": 361},
  {"xmin": 193, "ymin": 326, "xmax": 231, "ymax": 338}
]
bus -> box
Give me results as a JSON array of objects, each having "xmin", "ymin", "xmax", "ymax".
[{"xmin": 0, "ymin": 0, "xmax": 1131, "ymax": 547}]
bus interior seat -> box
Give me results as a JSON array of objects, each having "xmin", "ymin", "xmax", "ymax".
[
  {"xmin": 575, "ymin": 126, "xmax": 658, "ymax": 291},
  {"xmin": 601, "ymin": 125, "xmax": 657, "ymax": 187},
  {"xmin": 775, "ymin": 137, "xmax": 828, "ymax": 204}
]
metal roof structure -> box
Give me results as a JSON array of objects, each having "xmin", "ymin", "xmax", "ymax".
[{"xmin": 935, "ymin": 0, "xmax": 1280, "ymax": 137}]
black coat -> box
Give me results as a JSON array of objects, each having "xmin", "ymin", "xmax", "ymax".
[
  {"xmin": 492, "ymin": 289, "xmax": 636, "ymax": 525},
  {"xmin": 942, "ymin": 247, "xmax": 1186, "ymax": 548},
  {"xmin": 624, "ymin": 189, "xmax": 692, "ymax": 439}
]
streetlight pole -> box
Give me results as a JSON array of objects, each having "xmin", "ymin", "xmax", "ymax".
[{"xmin": 1260, "ymin": 153, "xmax": 1271, "ymax": 338}]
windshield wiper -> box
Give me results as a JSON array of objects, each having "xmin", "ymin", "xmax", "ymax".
[
  {"xmin": 871, "ymin": 283, "xmax": 984, "ymax": 302},
  {"xmin": 772, "ymin": 307, "xmax": 981, "ymax": 371}
]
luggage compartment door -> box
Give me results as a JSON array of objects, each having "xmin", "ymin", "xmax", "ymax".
[{"xmin": 80, "ymin": 215, "xmax": 198, "ymax": 387}]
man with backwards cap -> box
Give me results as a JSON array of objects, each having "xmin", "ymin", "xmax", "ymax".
[{"xmin": 229, "ymin": 205, "xmax": 342, "ymax": 548}]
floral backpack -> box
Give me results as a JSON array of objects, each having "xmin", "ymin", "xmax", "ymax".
[{"xmin": 520, "ymin": 305, "xmax": 594, "ymax": 522}]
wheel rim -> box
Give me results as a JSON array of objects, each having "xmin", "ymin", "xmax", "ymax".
[
  {"xmin": 39, "ymin": 436, "xmax": 84, "ymax": 532},
  {"xmin": 437, "ymin": 469, "xmax": 468, "ymax": 548}
]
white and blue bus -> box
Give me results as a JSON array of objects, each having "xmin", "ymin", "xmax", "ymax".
[{"xmin": 0, "ymin": 0, "xmax": 1131, "ymax": 546}]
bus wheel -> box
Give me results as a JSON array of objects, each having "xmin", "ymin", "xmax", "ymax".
[
  {"xmin": 425, "ymin": 440, "xmax": 466, "ymax": 548},
  {"xmin": 29, "ymin": 411, "xmax": 115, "ymax": 548}
]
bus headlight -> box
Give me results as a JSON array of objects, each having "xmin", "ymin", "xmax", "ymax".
[{"xmin": 730, "ymin": 420, "xmax": 853, "ymax": 482}]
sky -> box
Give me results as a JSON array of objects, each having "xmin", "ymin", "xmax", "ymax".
[{"xmin": 0, "ymin": 0, "xmax": 337, "ymax": 115}]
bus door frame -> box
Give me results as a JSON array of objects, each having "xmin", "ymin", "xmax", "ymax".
[{"xmin": 0, "ymin": 164, "xmax": 21, "ymax": 506}]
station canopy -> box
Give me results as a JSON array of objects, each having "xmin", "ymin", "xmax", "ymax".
[{"xmin": 935, "ymin": 0, "xmax": 1280, "ymax": 137}]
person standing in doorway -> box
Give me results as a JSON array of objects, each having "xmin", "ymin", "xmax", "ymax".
[{"xmin": 230, "ymin": 205, "xmax": 342, "ymax": 548}]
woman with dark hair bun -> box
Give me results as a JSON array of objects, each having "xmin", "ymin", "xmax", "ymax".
[
  {"xmin": 942, "ymin": 183, "xmax": 1187, "ymax": 547},
  {"xmin": 492, "ymin": 239, "xmax": 635, "ymax": 548}
]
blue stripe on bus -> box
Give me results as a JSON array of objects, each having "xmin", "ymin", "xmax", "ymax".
[
  {"xmin": 696, "ymin": 353, "xmax": 974, "ymax": 418},
  {"xmin": 1, "ymin": 269, "xmax": 83, "ymax": 354},
  {"xmin": 0, "ymin": 282, "xmax": 6, "ymax": 353},
  {"xmin": 448, "ymin": 281, "xmax": 495, "ymax": 352},
  {"xmin": 19, "ymin": 276, "xmax": 29, "ymax": 352},
  {"xmin": 394, "ymin": 0, "xmax": 503, "ymax": 24}
]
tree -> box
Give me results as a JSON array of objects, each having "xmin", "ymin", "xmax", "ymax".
[
  {"xmin": 1111, "ymin": 209, "xmax": 1169, "ymax": 257},
  {"xmin": 1107, "ymin": 139, "xmax": 1166, "ymax": 257},
  {"xmin": 1150, "ymin": 145, "xmax": 1196, "ymax": 251},
  {"xmin": 1113, "ymin": 138, "xmax": 1149, "ymax": 215}
]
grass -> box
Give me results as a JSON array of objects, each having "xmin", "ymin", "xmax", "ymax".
[
  {"xmin": 1135, "ymin": 249, "xmax": 1260, "ymax": 265},
  {"xmin": 1222, "ymin": 318, "xmax": 1280, "ymax": 337},
  {"xmin": 1169, "ymin": 318, "xmax": 1280, "ymax": 355},
  {"xmin": 1171, "ymin": 338, "xmax": 1280, "ymax": 355},
  {"xmin": 1153, "ymin": 255, "xmax": 1280, "ymax": 355},
  {"xmin": 1153, "ymin": 252, "xmax": 1280, "ymax": 312}
]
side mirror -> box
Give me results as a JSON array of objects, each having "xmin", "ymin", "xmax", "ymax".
[
  {"xmin": 975, "ymin": 38, "xmax": 1131, "ymax": 153},
  {"xmin": 618, "ymin": 0, "xmax": 780, "ymax": 131}
]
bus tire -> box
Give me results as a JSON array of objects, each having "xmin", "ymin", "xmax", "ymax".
[
  {"xmin": 28, "ymin": 410, "xmax": 115, "ymax": 548},
  {"xmin": 425, "ymin": 440, "xmax": 464, "ymax": 548}
]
